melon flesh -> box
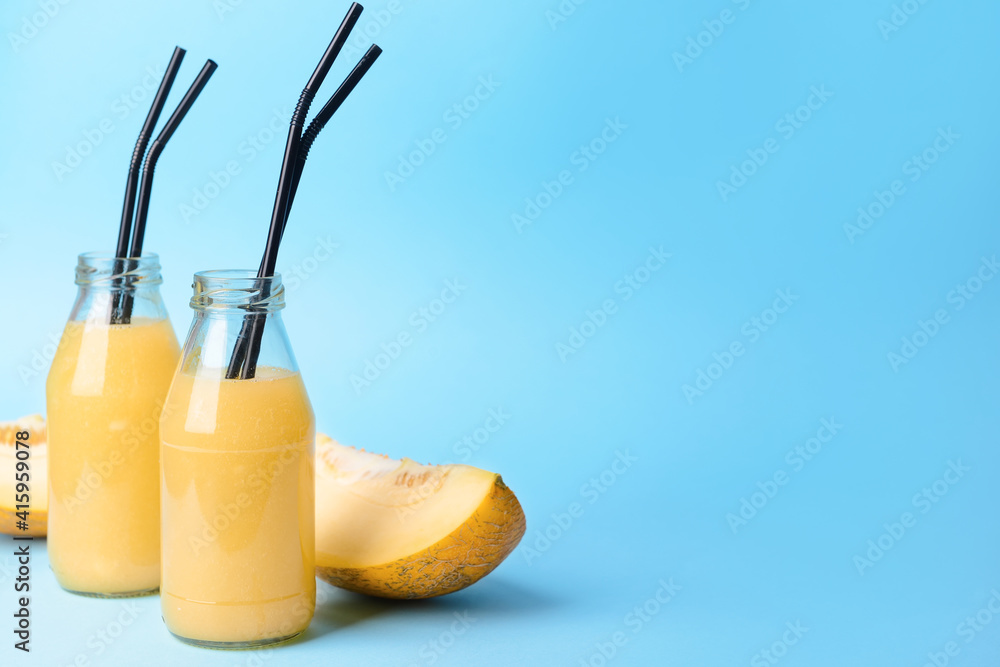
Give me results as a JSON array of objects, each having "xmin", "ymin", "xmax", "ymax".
[
  {"xmin": 0, "ymin": 415, "xmax": 48, "ymax": 537},
  {"xmin": 315, "ymin": 434, "xmax": 525, "ymax": 599}
]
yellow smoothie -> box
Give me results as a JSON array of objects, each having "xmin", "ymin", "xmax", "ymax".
[
  {"xmin": 46, "ymin": 317, "xmax": 180, "ymax": 596},
  {"xmin": 160, "ymin": 366, "xmax": 315, "ymax": 646}
]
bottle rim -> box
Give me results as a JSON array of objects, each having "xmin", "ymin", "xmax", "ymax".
[
  {"xmin": 191, "ymin": 270, "xmax": 285, "ymax": 312},
  {"xmin": 75, "ymin": 252, "xmax": 163, "ymax": 287}
]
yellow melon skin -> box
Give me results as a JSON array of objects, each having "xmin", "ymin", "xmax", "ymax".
[
  {"xmin": 317, "ymin": 476, "xmax": 525, "ymax": 599},
  {"xmin": 0, "ymin": 415, "xmax": 48, "ymax": 537},
  {"xmin": 315, "ymin": 436, "xmax": 526, "ymax": 600}
]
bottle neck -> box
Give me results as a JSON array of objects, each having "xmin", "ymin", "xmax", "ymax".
[
  {"xmin": 190, "ymin": 270, "xmax": 286, "ymax": 314},
  {"xmin": 76, "ymin": 252, "xmax": 164, "ymax": 289},
  {"xmin": 178, "ymin": 270, "xmax": 296, "ymax": 377},
  {"xmin": 69, "ymin": 253, "xmax": 169, "ymax": 325}
]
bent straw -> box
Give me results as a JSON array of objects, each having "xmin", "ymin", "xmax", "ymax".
[
  {"xmin": 116, "ymin": 59, "xmax": 219, "ymax": 324},
  {"xmin": 236, "ymin": 45, "xmax": 381, "ymax": 380},
  {"xmin": 226, "ymin": 3, "xmax": 364, "ymax": 380},
  {"xmin": 130, "ymin": 60, "xmax": 219, "ymax": 257},
  {"xmin": 230, "ymin": 44, "xmax": 383, "ymax": 381},
  {"xmin": 259, "ymin": 2, "xmax": 363, "ymax": 279},
  {"xmin": 280, "ymin": 44, "xmax": 383, "ymax": 240},
  {"xmin": 111, "ymin": 46, "xmax": 186, "ymax": 325},
  {"xmin": 115, "ymin": 47, "xmax": 186, "ymax": 259}
]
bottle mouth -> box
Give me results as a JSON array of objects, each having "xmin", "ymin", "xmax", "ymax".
[
  {"xmin": 76, "ymin": 252, "xmax": 163, "ymax": 287},
  {"xmin": 191, "ymin": 270, "xmax": 285, "ymax": 312}
]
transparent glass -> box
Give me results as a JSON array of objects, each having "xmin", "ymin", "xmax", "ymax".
[
  {"xmin": 46, "ymin": 252, "xmax": 181, "ymax": 597},
  {"xmin": 159, "ymin": 271, "xmax": 316, "ymax": 649}
]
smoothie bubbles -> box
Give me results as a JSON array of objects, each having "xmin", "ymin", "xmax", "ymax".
[
  {"xmin": 158, "ymin": 3, "xmax": 382, "ymax": 647},
  {"xmin": 47, "ymin": 49, "xmax": 216, "ymax": 597}
]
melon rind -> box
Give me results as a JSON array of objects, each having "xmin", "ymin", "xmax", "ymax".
[{"xmin": 315, "ymin": 435, "xmax": 526, "ymax": 599}]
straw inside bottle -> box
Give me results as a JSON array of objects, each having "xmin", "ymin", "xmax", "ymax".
[
  {"xmin": 110, "ymin": 46, "xmax": 186, "ymax": 325},
  {"xmin": 116, "ymin": 59, "xmax": 219, "ymax": 323},
  {"xmin": 227, "ymin": 3, "xmax": 370, "ymax": 379}
]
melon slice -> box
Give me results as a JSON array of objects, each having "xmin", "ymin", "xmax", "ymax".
[
  {"xmin": 315, "ymin": 434, "xmax": 525, "ymax": 599},
  {"xmin": 0, "ymin": 415, "xmax": 48, "ymax": 537}
]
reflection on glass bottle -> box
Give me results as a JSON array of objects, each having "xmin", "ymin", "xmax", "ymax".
[
  {"xmin": 160, "ymin": 270, "xmax": 316, "ymax": 648},
  {"xmin": 47, "ymin": 253, "xmax": 180, "ymax": 597}
]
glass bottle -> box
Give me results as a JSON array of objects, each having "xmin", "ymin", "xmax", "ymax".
[
  {"xmin": 159, "ymin": 270, "xmax": 316, "ymax": 648},
  {"xmin": 46, "ymin": 252, "xmax": 180, "ymax": 597}
]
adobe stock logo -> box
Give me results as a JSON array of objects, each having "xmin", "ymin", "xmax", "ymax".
[
  {"xmin": 51, "ymin": 66, "xmax": 167, "ymax": 182},
  {"xmin": 716, "ymin": 86, "xmax": 834, "ymax": 202},
  {"xmin": 342, "ymin": 0, "xmax": 408, "ymax": 58},
  {"xmin": 751, "ymin": 622, "xmax": 809, "ymax": 667},
  {"xmin": 62, "ymin": 602, "xmax": 143, "ymax": 664},
  {"xmin": 451, "ymin": 408, "xmax": 511, "ymax": 462},
  {"xmin": 556, "ymin": 246, "xmax": 669, "ymax": 362},
  {"xmin": 521, "ymin": 450, "xmax": 638, "ymax": 565},
  {"xmin": 7, "ymin": 0, "xmax": 72, "ymax": 53},
  {"xmin": 920, "ymin": 589, "xmax": 1000, "ymax": 667},
  {"xmin": 853, "ymin": 460, "xmax": 970, "ymax": 575},
  {"xmin": 408, "ymin": 611, "xmax": 478, "ymax": 666},
  {"xmin": 577, "ymin": 578, "xmax": 682, "ymax": 667},
  {"xmin": 672, "ymin": 0, "xmax": 757, "ymax": 73},
  {"xmin": 877, "ymin": 0, "xmax": 932, "ymax": 40},
  {"xmin": 212, "ymin": 0, "xmax": 246, "ymax": 21},
  {"xmin": 545, "ymin": 0, "xmax": 588, "ymax": 30},
  {"xmin": 843, "ymin": 127, "xmax": 959, "ymax": 244},
  {"xmin": 511, "ymin": 118, "xmax": 627, "ymax": 233},
  {"xmin": 682, "ymin": 289, "xmax": 799, "ymax": 404},
  {"xmin": 726, "ymin": 418, "xmax": 843, "ymax": 534},
  {"xmin": 350, "ymin": 279, "xmax": 468, "ymax": 394},
  {"xmin": 887, "ymin": 255, "xmax": 996, "ymax": 372},
  {"xmin": 385, "ymin": 75, "xmax": 502, "ymax": 192},
  {"xmin": 179, "ymin": 109, "xmax": 288, "ymax": 223}
]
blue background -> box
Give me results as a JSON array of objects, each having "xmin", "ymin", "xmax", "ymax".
[{"xmin": 2, "ymin": 0, "xmax": 999, "ymax": 665}]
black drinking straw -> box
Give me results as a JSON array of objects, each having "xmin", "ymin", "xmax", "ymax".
[
  {"xmin": 115, "ymin": 59, "xmax": 219, "ymax": 323},
  {"xmin": 260, "ymin": 2, "xmax": 363, "ymax": 279},
  {"xmin": 227, "ymin": 45, "xmax": 383, "ymax": 380},
  {"xmin": 114, "ymin": 46, "xmax": 186, "ymax": 260},
  {"xmin": 226, "ymin": 3, "xmax": 366, "ymax": 380},
  {"xmin": 111, "ymin": 46, "xmax": 186, "ymax": 325},
  {"xmin": 282, "ymin": 44, "xmax": 383, "ymax": 238},
  {"xmin": 130, "ymin": 60, "xmax": 218, "ymax": 257}
]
